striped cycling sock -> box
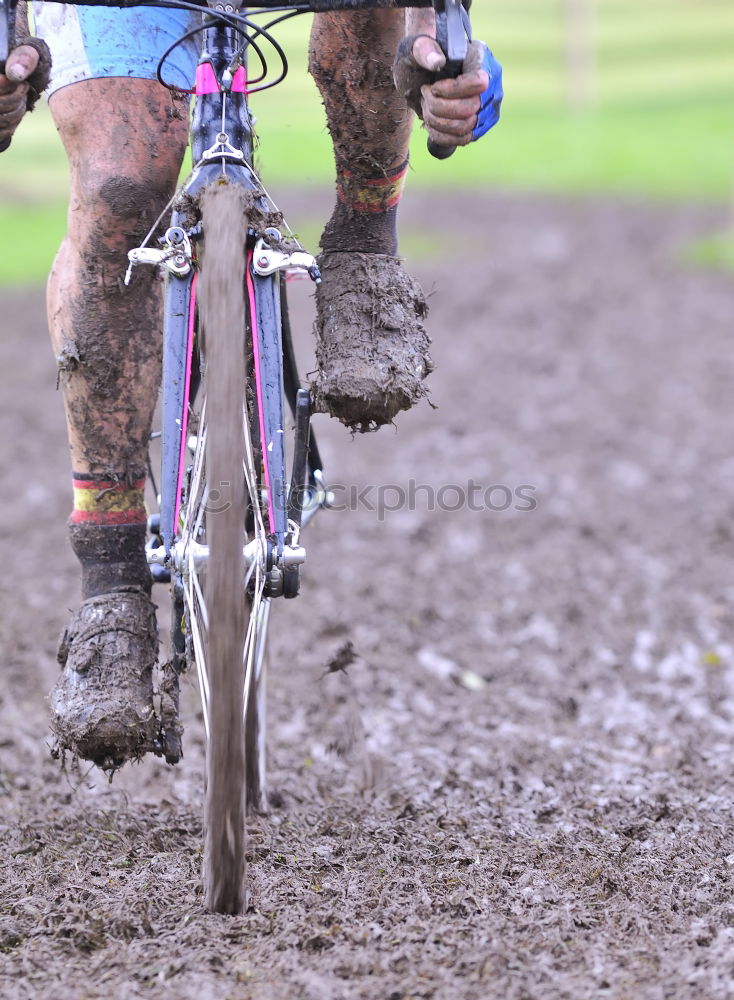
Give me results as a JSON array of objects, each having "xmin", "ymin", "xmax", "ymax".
[
  {"xmin": 321, "ymin": 157, "xmax": 409, "ymax": 256},
  {"xmin": 70, "ymin": 474, "xmax": 146, "ymax": 526},
  {"xmin": 69, "ymin": 474, "xmax": 150, "ymax": 598}
]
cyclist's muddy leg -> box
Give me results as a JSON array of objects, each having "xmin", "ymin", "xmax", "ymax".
[
  {"xmin": 309, "ymin": 9, "xmax": 412, "ymax": 256},
  {"xmin": 309, "ymin": 11, "xmax": 432, "ymax": 430},
  {"xmin": 47, "ymin": 79, "xmax": 188, "ymax": 600},
  {"xmin": 47, "ymin": 79, "xmax": 188, "ymax": 766}
]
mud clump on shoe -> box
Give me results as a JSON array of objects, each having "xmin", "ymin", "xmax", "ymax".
[
  {"xmin": 50, "ymin": 588, "xmax": 181, "ymax": 770},
  {"xmin": 312, "ymin": 252, "xmax": 433, "ymax": 432}
]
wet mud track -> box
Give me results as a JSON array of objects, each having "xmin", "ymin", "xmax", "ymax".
[{"xmin": 2, "ymin": 192, "xmax": 734, "ymax": 998}]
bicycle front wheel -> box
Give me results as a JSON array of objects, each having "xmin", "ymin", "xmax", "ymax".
[{"xmin": 183, "ymin": 182, "xmax": 255, "ymax": 914}]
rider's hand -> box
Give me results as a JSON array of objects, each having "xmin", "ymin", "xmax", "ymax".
[
  {"xmin": 0, "ymin": 45, "xmax": 40, "ymax": 144},
  {"xmin": 394, "ymin": 35, "xmax": 503, "ymax": 148},
  {"xmin": 0, "ymin": 40, "xmax": 52, "ymax": 146}
]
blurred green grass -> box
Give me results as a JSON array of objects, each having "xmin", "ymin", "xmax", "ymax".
[
  {"xmin": 1, "ymin": 0, "xmax": 733, "ymax": 284},
  {"xmin": 685, "ymin": 230, "xmax": 734, "ymax": 271}
]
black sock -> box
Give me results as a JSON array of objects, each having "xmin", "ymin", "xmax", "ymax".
[{"xmin": 69, "ymin": 522, "xmax": 151, "ymax": 599}]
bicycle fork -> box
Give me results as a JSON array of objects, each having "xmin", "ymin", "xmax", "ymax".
[{"xmin": 135, "ymin": 19, "xmax": 330, "ymax": 595}]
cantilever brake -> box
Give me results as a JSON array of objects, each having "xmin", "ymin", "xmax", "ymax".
[{"xmin": 252, "ymin": 237, "xmax": 321, "ymax": 283}]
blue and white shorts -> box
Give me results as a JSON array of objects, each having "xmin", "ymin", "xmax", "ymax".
[{"xmin": 32, "ymin": 3, "xmax": 200, "ymax": 94}]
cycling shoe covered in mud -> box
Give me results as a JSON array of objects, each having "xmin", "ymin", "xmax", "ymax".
[
  {"xmin": 311, "ymin": 252, "xmax": 433, "ymax": 432},
  {"xmin": 50, "ymin": 588, "xmax": 182, "ymax": 770}
]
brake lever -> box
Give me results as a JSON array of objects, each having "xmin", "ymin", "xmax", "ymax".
[
  {"xmin": 427, "ymin": 0, "xmax": 469, "ymax": 161},
  {"xmin": 0, "ymin": 0, "xmax": 18, "ymax": 153}
]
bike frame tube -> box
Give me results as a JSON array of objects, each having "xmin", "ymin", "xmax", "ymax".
[
  {"xmin": 161, "ymin": 266, "xmax": 195, "ymax": 553},
  {"xmin": 246, "ymin": 262, "xmax": 288, "ymax": 554},
  {"xmin": 160, "ymin": 13, "xmax": 291, "ymax": 556}
]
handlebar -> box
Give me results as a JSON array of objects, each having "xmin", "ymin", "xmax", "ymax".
[
  {"xmin": 1, "ymin": 0, "xmax": 470, "ymax": 159},
  {"xmin": 426, "ymin": 0, "xmax": 466, "ymax": 159},
  {"xmin": 308, "ymin": 0, "xmax": 434, "ymax": 8},
  {"xmin": 1, "ymin": 0, "xmax": 458, "ymax": 64}
]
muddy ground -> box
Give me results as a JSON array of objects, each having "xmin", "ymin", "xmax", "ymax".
[{"xmin": 2, "ymin": 191, "xmax": 734, "ymax": 999}]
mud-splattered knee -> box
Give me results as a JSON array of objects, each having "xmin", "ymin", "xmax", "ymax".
[
  {"xmin": 97, "ymin": 175, "xmax": 169, "ymax": 223},
  {"xmin": 57, "ymin": 172, "xmax": 175, "ymax": 271},
  {"xmin": 81, "ymin": 172, "xmax": 174, "ymax": 248}
]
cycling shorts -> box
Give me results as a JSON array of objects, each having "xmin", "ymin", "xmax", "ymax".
[{"xmin": 32, "ymin": 3, "xmax": 201, "ymax": 95}]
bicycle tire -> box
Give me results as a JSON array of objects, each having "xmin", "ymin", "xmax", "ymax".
[
  {"xmin": 173, "ymin": 179, "xmax": 283, "ymax": 908},
  {"xmin": 191, "ymin": 182, "xmax": 251, "ymax": 914}
]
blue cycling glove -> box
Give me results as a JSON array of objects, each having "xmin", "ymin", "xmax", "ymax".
[
  {"xmin": 472, "ymin": 45, "xmax": 503, "ymax": 141},
  {"xmin": 393, "ymin": 35, "xmax": 503, "ymax": 147}
]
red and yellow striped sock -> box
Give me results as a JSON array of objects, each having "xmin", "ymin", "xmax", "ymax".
[
  {"xmin": 336, "ymin": 158, "xmax": 409, "ymax": 215},
  {"xmin": 70, "ymin": 475, "xmax": 147, "ymax": 526},
  {"xmin": 68, "ymin": 474, "xmax": 150, "ymax": 598},
  {"xmin": 322, "ymin": 157, "xmax": 410, "ymax": 256}
]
